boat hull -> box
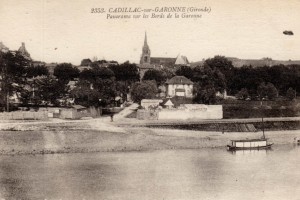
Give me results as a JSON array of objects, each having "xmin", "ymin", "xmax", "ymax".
[{"xmin": 227, "ymin": 143, "xmax": 273, "ymax": 151}]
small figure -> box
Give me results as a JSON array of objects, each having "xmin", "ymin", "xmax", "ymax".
[{"xmin": 110, "ymin": 113, "xmax": 114, "ymax": 122}]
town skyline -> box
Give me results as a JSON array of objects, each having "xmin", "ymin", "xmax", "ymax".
[{"xmin": 1, "ymin": 0, "xmax": 300, "ymax": 65}]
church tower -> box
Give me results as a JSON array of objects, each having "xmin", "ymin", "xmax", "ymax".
[
  {"xmin": 140, "ymin": 32, "xmax": 151, "ymax": 64},
  {"xmin": 18, "ymin": 42, "xmax": 31, "ymax": 60}
]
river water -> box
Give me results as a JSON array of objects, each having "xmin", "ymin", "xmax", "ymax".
[{"xmin": 0, "ymin": 145, "xmax": 300, "ymax": 200}]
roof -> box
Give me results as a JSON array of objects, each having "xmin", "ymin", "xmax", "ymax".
[
  {"xmin": 166, "ymin": 76, "xmax": 193, "ymax": 85},
  {"xmin": 0, "ymin": 42, "xmax": 9, "ymax": 53},
  {"xmin": 150, "ymin": 57, "xmax": 176, "ymax": 66},
  {"xmin": 80, "ymin": 59, "xmax": 92, "ymax": 66},
  {"xmin": 231, "ymin": 138, "xmax": 268, "ymax": 142},
  {"xmin": 163, "ymin": 99, "xmax": 174, "ymax": 106},
  {"xmin": 175, "ymin": 55, "xmax": 189, "ymax": 65},
  {"xmin": 161, "ymin": 96, "xmax": 193, "ymax": 107},
  {"xmin": 138, "ymin": 63, "xmax": 155, "ymax": 69}
]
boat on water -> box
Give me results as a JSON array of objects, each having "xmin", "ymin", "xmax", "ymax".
[
  {"xmin": 227, "ymin": 102, "xmax": 273, "ymax": 151},
  {"xmin": 227, "ymin": 138, "xmax": 273, "ymax": 151}
]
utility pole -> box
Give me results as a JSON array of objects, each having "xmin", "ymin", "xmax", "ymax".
[{"xmin": 261, "ymin": 99, "xmax": 265, "ymax": 139}]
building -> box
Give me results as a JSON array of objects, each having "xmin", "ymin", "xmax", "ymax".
[
  {"xmin": 165, "ymin": 75, "xmax": 193, "ymax": 98},
  {"xmin": 18, "ymin": 42, "xmax": 31, "ymax": 60},
  {"xmin": 139, "ymin": 32, "xmax": 190, "ymax": 78},
  {"xmin": 0, "ymin": 42, "xmax": 9, "ymax": 53}
]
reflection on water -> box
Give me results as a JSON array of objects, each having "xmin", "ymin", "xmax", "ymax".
[
  {"xmin": 228, "ymin": 149, "xmax": 269, "ymax": 156},
  {"xmin": 0, "ymin": 145, "xmax": 300, "ymax": 200}
]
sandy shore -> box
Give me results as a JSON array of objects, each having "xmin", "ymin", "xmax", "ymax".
[{"xmin": 0, "ymin": 118, "xmax": 300, "ymax": 155}]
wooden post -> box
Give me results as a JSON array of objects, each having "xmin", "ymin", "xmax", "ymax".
[{"xmin": 262, "ymin": 117, "xmax": 265, "ymax": 139}]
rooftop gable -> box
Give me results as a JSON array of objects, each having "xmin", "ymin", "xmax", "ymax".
[{"xmin": 166, "ymin": 76, "xmax": 193, "ymax": 85}]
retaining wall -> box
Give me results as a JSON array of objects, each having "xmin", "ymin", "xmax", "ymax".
[
  {"xmin": 0, "ymin": 111, "xmax": 48, "ymax": 120},
  {"xmin": 158, "ymin": 105, "xmax": 223, "ymax": 120}
]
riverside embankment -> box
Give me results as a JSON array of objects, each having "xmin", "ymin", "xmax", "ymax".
[{"xmin": 0, "ymin": 117, "xmax": 300, "ymax": 155}]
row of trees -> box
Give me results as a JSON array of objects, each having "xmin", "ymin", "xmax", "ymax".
[
  {"xmin": 141, "ymin": 56, "xmax": 300, "ymax": 103},
  {"xmin": 229, "ymin": 64, "xmax": 300, "ymax": 98},
  {"xmin": 1, "ymin": 50, "xmax": 299, "ymax": 111},
  {"xmin": 0, "ymin": 50, "xmax": 142, "ymax": 110}
]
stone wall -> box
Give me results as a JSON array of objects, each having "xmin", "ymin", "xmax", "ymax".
[
  {"xmin": 158, "ymin": 105, "xmax": 223, "ymax": 120},
  {"xmin": 137, "ymin": 109, "xmax": 159, "ymax": 120},
  {"xmin": 136, "ymin": 104, "xmax": 223, "ymax": 120},
  {"xmin": 0, "ymin": 111, "xmax": 48, "ymax": 120}
]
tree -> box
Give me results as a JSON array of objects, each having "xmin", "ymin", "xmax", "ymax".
[
  {"xmin": 204, "ymin": 56, "xmax": 234, "ymax": 78},
  {"xmin": 192, "ymin": 65, "xmax": 226, "ymax": 93},
  {"xmin": 79, "ymin": 68, "xmax": 94, "ymax": 81},
  {"xmin": 75, "ymin": 67, "xmax": 116, "ymax": 107},
  {"xmin": 193, "ymin": 84, "xmax": 217, "ymax": 104},
  {"xmin": 175, "ymin": 66, "xmax": 193, "ymax": 80},
  {"xmin": 53, "ymin": 63, "xmax": 80, "ymax": 83},
  {"xmin": 0, "ymin": 51, "xmax": 30, "ymax": 111},
  {"xmin": 109, "ymin": 61, "xmax": 140, "ymax": 101},
  {"xmin": 26, "ymin": 65, "xmax": 49, "ymax": 78},
  {"xmin": 161, "ymin": 67, "xmax": 175, "ymax": 79},
  {"xmin": 236, "ymin": 88, "xmax": 249, "ymax": 100},
  {"xmin": 142, "ymin": 69, "xmax": 167, "ymax": 86},
  {"xmin": 70, "ymin": 80, "xmax": 102, "ymax": 107},
  {"xmin": 286, "ymin": 87, "xmax": 296, "ymax": 100},
  {"xmin": 35, "ymin": 76, "xmax": 68, "ymax": 106},
  {"xmin": 257, "ymin": 82, "xmax": 278, "ymax": 100},
  {"xmin": 266, "ymin": 83, "xmax": 278, "ymax": 100},
  {"xmin": 131, "ymin": 81, "xmax": 158, "ymax": 103},
  {"xmin": 93, "ymin": 66, "xmax": 115, "ymax": 80},
  {"xmin": 109, "ymin": 61, "xmax": 140, "ymax": 83}
]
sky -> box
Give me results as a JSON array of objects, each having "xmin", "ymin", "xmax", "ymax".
[{"xmin": 0, "ymin": 0, "xmax": 300, "ymax": 65}]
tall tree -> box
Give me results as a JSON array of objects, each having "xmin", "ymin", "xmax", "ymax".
[
  {"xmin": 35, "ymin": 75, "xmax": 68, "ymax": 106},
  {"xmin": 53, "ymin": 63, "xmax": 80, "ymax": 83},
  {"xmin": 204, "ymin": 56, "xmax": 234, "ymax": 93},
  {"xmin": 175, "ymin": 66, "xmax": 194, "ymax": 80},
  {"xmin": 142, "ymin": 69, "xmax": 167, "ymax": 86},
  {"xmin": 0, "ymin": 51, "xmax": 30, "ymax": 111},
  {"xmin": 257, "ymin": 82, "xmax": 278, "ymax": 100},
  {"xmin": 131, "ymin": 81, "xmax": 158, "ymax": 103},
  {"xmin": 26, "ymin": 65, "xmax": 49, "ymax": 78},
  {"xmin": 109, "ymin": 61, "xmax": 140, "ymax": 83},
  {"xmin": 75, "ymin": 67, "xmax": 116, "ymax": 107},
  {"xmin": 191, "ymin": 65, "xmax": 226, "ymax": 104},
  {"xmin": 286, "ymin": 87, "xmax": 296, "ymax": 100}
]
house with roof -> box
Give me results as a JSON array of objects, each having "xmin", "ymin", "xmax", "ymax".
[
  {"xmin": 165, "ymin": 75, "xmax": 194, "ymax": 98},
  {"xmin": 138, "ymin": 32, "xmax": 190, "ymax": 78}
]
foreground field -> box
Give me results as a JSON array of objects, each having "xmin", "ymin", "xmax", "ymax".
[{"xmin": 0, "ymin": 118, "xmax": 300, "ymax": 155}]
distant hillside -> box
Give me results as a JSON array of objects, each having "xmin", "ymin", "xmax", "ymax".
[{"xmin": 191, "ymin": 57, "xmax": 300, "ymax": 68}]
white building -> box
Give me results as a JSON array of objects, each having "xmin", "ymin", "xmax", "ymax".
[{"xmin": 165, "ymin": 76, "xmax": 193, "ymax": 98}]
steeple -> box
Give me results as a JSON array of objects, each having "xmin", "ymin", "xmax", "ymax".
[
  {"xmin": 144, "ymin": 32, "xmax": 148, "ymax": 46},
  {"xmin": 140, "ymin": 32, "xmax": 151, "ymax": 64}
]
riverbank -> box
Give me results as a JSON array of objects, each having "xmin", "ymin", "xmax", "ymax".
[{"xmin": 0, "ymin": 118, "xmax": 300, "ymax": 155}]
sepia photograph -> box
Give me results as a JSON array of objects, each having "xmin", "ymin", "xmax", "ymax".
[{"xmin": 0, "ymin": 0, "xmax": 300, "ymax": 199}]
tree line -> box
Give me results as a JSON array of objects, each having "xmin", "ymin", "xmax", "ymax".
[
  {"xmin": 142, "ymin": 56, "xmax": 300, "ymax": 103},
  {"xmin": 1, "ymin": 51, "xmax": 299, "ymax": 111},
  {"xmin": 0, "ymin": 51, "xmax": 141, "ymax": 111}
]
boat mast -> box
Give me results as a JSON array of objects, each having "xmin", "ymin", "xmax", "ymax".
[
  {"xmin": 261, "ymin": 100, "xmax": 266, "ymax": 139},
  {"xmin": 262, "ymin": 116, "xmax": 265, "ymax": 139}
]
